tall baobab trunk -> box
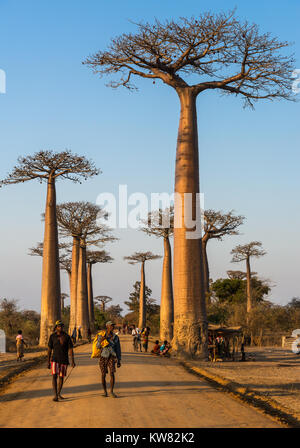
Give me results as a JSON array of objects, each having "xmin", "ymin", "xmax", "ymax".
[
  {"xmin": 202, "ymin": 238, "xmax": 210, "ymax": 303},
  {"xmin": 68, "ymin": 237, "xmax": 80, "ymax": 335},
  {"xmin": 67, "ymin": 271, "xmax": 72, "ymax": 295},
  {"xmin": 172, "ymin": 87, "xmax": 208, "ymax": 359},
  {"xmin": 40, "ymin": 177, "xmax": 61, "ymax": 346},
  {"xmin": 76, "ymin": 240, "xmax": 89, "ymax": 338},
  {"xmin": 87, "ymin": 262, "xmax": 95, "ymax": 332},
  {"xmin": 160, "ymin": 236, "xmax": 174, "ymax": 341},
  {"xmin": 246, "ymin": 256, "xmax": 252, "ymax": 314},
  {"xmin": 138, "ymin": 261, "xmax": 146, "ymax": 329}
]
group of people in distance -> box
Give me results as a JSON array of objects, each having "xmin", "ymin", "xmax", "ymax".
[
  {"xmin": 131, "ymin": 325, "xmax": 150, "ymax": 352},
  {"xmin": 151, "ymin": 339, "xmax": 171, "ymax": 357}
]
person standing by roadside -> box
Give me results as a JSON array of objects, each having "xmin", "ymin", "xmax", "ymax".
[
  {"xmin": 16, "ymin": 330, "xmax": 27, "ymax": 362},
  {"xmin": 47, "ymin": 320, "xmax": 76, "ymax": 402},
  {"xmin": 98, "ymin": 321, "xmax": 121, "ymax": 398},
  {"xmin": 142, "ymin": 327, "xmax": 150, "ymax": 353},
  {"xmin": 71, "ymin": 327, "xmax": 77, "ymax": 345}
]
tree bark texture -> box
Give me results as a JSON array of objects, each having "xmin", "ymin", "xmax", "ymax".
[
  {"xmin": 160, "ymin": 236, "xmax": 174, "ymax": 341},
  {"xmin": 138, "ymin": 261, "xmax": 146, "ymax": 329},
  {"xmin": 172, "ymin": 87, "xmax": 208, "ymax": 359},
  {"xmin": 39, "ymin": 178, "xmax": 61, "ymax": 346},
  {"xmin": 76, "ymin": 240, "xmax": 90, "ymax": 338}
]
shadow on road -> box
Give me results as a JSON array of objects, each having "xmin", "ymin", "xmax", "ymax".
[{"xmin": 0, "ymin": 378, "xmax": 209, "ymax": 403}]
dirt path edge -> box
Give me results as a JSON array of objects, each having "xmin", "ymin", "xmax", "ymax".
[
  {"xmin": 181, "ymin": 361, "xmax": 300, "ymax": 428},
  {"xmin": 0, "ymin": 354, "xmax": 48, "ymax": 392},
  {"xmin": 0, "ymin": 341, "xmax": 88, "ymax": 393}
]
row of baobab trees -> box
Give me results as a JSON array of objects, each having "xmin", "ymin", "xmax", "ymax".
[
  {"xmin": 0, "ymin": 10, "xmax": 294, "ymax": 358},
  {"xmin": 126, "ymin": 208, "xmax": 266, "ymax": 344}
]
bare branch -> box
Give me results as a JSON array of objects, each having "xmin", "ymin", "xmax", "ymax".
[{"xmin": 84, "ymin": 11, "xmax": 295, "ymax": 105}]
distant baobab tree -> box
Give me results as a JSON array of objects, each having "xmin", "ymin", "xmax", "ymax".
[
  {"xmin": 227, "ymin": 270, "xmax": 247, "ymax": 280},
  {"xmin": 86, "ymin": 250, "xmax": 114, "ymax": 330},
  {"xmin": 231, "ymin": 241, "xmax": 266, "ymax": 314},
  {"xmin": 56, "ymin": 201, "xmax": 96, "ymax": 335},
  {"xmin": 60, "ymin": 293, "xmax": 69, "ymax": 314},
  {"xmin": 1, "ymin": 150, "xmax": 99, "ymax": 345},
  {"xmin": 57, "ymin": 201, "xmax": 115, "ymax": 338},
  {"xmin": 124, "ymin": 252, "xmax": 161, "ymax": 328},
  {"xmin": 203, "ymin": 210, "xmax": 244, "ymax": 298},
  {"xmin": 140, "ymin": 207, "xmax": 174, "ymax": 341},
  {"xmin": 95, "ymin": 295, "xmax": 113, "ymax": 312},
  {"xmin": 84, "ymin": 11, "xmax": 294, "ymax": 358}
]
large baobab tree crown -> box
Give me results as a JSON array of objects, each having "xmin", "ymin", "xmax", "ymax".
[
  {"xmin": 56, "ymin": 202, "xmax": 115, "ymax": 244},
  {"xmin": 84, "ymin": 11, "xmax": 295, "ymax": 106},
  {"xmin": 0, "ymin": 150, "xmax": 100, "ymax": 185}
]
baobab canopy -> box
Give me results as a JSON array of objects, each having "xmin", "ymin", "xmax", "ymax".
[{"xmin": 84, "ymin": 10, "xmax": 295, "ymax": 106}]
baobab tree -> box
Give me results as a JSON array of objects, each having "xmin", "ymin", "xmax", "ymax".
[
  {"xmin": 60, "ymin": 293, "xmax": 69, "ymax": 314},
  {"xmin": 95, "ymin": 295, "xmax": 112, "ymax": 312},
  {"xmin": 84, "ymin": 11, "xmax": 294, "ymax": 358},
  {"xmin": 140, "ymin": 207, "xmax": 174, "ymax": 341},
  {"xmin": 57, "ymin": 201, "xmax": 115, "ymax": 338},
  {"xmin": 1, "ymin": 150, "xmax": 99, "ymax": 345},
  {"xmin": 56, "ymin": 201, "xmax": 95, "ymax": 335},
  {"xmin": 86, "ymin": 250, "xmax": 113, "ymax": 330},
  {"xmin": 203, "ymin": 210, "xmax": 244, "ymax": 298},
  {"xmin": 227, "ymin": 270, "xmax": 247, "ymax": 280},
  {"xmin": 231, "ymin": 241, "xmax": 266, "ymax": 313},
  {"xmin": 124, "ymin": 252, "xmax": 161, "ymax": 328}
]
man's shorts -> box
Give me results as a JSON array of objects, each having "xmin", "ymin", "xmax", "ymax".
[
  {"xmin": 51, "ymin": 362, "xmax": 68, "ymax": 377},
  {"xmin": 99, "ymin": 355, "xmax": 116, "ymax": 375}
]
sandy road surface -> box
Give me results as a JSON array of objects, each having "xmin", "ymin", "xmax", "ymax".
[{"xmin": 0, "ymin": 336, "xmax": 280, "ymax": 428}]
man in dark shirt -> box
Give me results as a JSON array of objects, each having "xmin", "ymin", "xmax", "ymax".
[{"xmin": 47, "ymin": 320, "xmax": 75, "ymax": 402}]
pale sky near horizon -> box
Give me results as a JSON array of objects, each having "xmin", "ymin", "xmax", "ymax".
[{"xmin": 0, "ymin": 0, "xmax": 299, "ymax": 314}]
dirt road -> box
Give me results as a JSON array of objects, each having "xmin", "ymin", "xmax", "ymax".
[{"xmin": 0, "ymin": 336, "xmax": 280, "ymax": 428}]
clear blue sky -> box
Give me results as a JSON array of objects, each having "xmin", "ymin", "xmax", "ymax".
[{"xmin": 0, "ymin": 0, "xmax": 299, "ymax": 313}]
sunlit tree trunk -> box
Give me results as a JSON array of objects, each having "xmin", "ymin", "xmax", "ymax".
[
  {"xmin": 76, "ymin": 240, "xmax": 89, "ymax": 338},
  {"xmin": 202, "ymin": 238, "xmax": 210, "ymax": 303},
  {"xmin": 68, "ymin": 237, "xmax": 79, "ymax": 335},
  {"xmin": 40, "ymin": 177, "xmax": 61, "ymax": 346},
  {"xmin": 172, "ymin": 87, "xmax": 208, "ymax": 359},
  {"xmin": 160, "ymin": 236, "xmax": 174, "ymax": 341},
  {"xmin": 67, "ymin": 271, "xmax": 72, "ymax": 295},
  {"xmin": 138, "ymin": 261, "xmax": 146, "ymax": 329},
  {"xmin": 246, "ymin": 256, "xmax": 252, "ymax": 314},
  {"xmin": 87, "ymin": 262, "xmax": 95, "ymax": 331}
]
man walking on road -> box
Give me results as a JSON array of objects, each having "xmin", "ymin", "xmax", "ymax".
[
  {"xmin": 47, "ymin": 320, "xmax": 76, "ymax": 402},
  {"xmin": 98, "ymin": 321, "xmax": 121, "ymax": 398}
]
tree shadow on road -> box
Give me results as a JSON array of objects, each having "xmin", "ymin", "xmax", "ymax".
[{"xmin": 0, "ymin": 379, "xmax": 209, "ymax": 403}]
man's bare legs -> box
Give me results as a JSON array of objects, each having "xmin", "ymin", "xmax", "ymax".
[
  {"xmin": 101, "ymin": 372, "xmax": 108, "ymax": 397},
  {"xmin": 58, "ymin": 376, "xmax": 64, "ymax": 399},
  {"xmin": 101, "ymin": 372, "xmax": 116, "ymax": 397},
  {"xmin": 52, "ymin": 374, "xmax": 58, "ymax": 401},
  {"xmin": 110, "ymin": 373, "xmax": 116, "ymax": 397}
]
